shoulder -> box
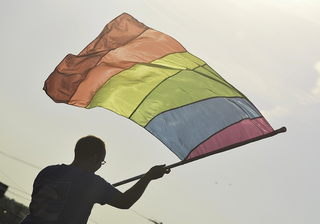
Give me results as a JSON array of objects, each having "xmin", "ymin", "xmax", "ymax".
[
  {"xmin": 39, "ymin": 164, "xmax": 65, "ymax": 172},
  {"xmin": 36, "ymin": 164, "xmax": 61, "ymax": 177},
  {"xmin": 35, "ymin": 164, "xmax": 76, "ymax": 182}
]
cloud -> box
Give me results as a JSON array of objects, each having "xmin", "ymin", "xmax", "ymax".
[
  {"xmin": 294, "ymin": 60, "xmax": 320, "ymax": 105},
  {"xmin": 261, "ymin": 106, "xmax": 289, "ymax": 120}
]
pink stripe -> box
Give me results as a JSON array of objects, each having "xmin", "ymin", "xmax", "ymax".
[{"xmin": 186, "ymin": 117, "xmax": 274, "ymax": 160}]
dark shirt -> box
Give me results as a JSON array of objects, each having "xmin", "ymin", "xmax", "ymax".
[{"xmin": 20, "ymin": 164, "xmax": 119, "ymax": 224}]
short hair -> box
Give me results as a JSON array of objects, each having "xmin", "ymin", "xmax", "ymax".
[{"xmin": 74, "ymin": 135, "xmax": 106, "ymax": 160}]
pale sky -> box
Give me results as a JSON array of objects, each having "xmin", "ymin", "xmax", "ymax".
[{"xmin": 1, "ymin": 1, "xmax": 320, "ymax": 223}]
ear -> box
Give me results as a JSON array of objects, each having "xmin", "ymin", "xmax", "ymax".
[{"xmin": 91, "ymin": 153, "xmax": 100, "ymax": 164}]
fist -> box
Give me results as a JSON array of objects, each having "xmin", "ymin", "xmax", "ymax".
[{"xmin": 146, "ymin": 165, "xmax": 171, "ymax": 180}]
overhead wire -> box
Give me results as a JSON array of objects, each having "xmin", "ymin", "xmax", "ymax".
[
  {"xmin": 0, "ymin": 150, "xmax": 42, "ymax": 170},
  {"xmin": 0, "ymin": 169, "xmax": 28, "ymax": 195},
  {"xmin": 3, "ymin": 184, "xmax": 30, "ymax": 196},
  {"xmin": 130, "ymin": 209, "xmax": 163, "ymax": 224},
  {"xmin": 5, "ymin": 190, "xmax": 31, "ymax": 203},
  {"xmin": 0, "ymin": 170, "xmax": 31, "ymax": 204},
  {"xmin": 0, "ymin": 150, "xmax": 39, "ymax": 205}
]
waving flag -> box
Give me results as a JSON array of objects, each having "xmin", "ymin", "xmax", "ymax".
[{"xmin": 44, "ymin": 13, "xmax": 285, "ymax": 184}]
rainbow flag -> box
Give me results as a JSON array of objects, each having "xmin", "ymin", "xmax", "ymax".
[{"xmin": 44, "ymin": 13, "xmax": 282, "ymax": 162}]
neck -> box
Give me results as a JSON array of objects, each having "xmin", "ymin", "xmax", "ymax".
[{"xmin": 70, "ymin": 159, "xmax": 95, "ymax": 173}]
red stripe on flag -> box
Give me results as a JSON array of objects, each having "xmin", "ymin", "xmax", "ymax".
[{"xmin": 187, "ymin": 117, "xmax": 274, "ymax": 160}]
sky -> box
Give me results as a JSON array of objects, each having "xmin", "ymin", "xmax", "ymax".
[{"xmin": 0, "ymin": 0, "xmax": 319, "ymax": 223}]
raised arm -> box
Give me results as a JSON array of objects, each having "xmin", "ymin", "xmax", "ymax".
[{"xmin": 107, "ymin": 165, "xmax": 170, "ymax": 209}]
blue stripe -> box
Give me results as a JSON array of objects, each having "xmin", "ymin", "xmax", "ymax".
[{"xmin": 145, "ymin": 97, "xmax": 262, "ymax": 160}]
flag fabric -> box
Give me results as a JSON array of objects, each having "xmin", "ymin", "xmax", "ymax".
[{"xmin": 44, "ymin": 13, "xmax": 275, "ymax": 161}]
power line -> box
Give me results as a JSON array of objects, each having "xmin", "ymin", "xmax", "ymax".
[
  {"xmin": 2, "ymin": 184, "xmax": 31, "ymax": 203},
  {"xmin": 0, "ymin": 150, "xmax": 42, "ymax": 170},
  {"xmin": 0, "ymin": 150, "xmax": 41, "ymax": 200},
  {"xmin": 3, "ymin": 184, "xmax": 30, "ymax": 196},
  {"xmin": 6, "ymin": 190, "xmax": 31, "ymax": 203},
  {"xmin": 0, "ymin": 169, "xmax": 31, "ymax": 205},
  {"xmin": 0, "ymin": 170, "xmax": 28, "ymax": 195},
  {"xmin": 131, "ymin": 209, "xmax": 163, "ymax": 224}
]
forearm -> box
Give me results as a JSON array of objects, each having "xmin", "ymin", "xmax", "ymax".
[
  {"xmin": 121, "ymin": 174, "xmax": 152, "ymax": 208},
  {"xmin": 107, "ymin": 165, "xmax": 169, "ymax": 209}
]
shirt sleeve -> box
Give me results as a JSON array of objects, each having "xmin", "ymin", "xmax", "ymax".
[{"xmin": 92, "ymin": 175, "xmax": 120, "ymax": 205}]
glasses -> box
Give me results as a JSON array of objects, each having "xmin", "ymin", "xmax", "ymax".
[{"xmin": 101, "ymin": 161, "xmax": 106, "ymax": 165}]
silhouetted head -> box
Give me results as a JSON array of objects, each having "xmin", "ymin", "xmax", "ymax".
[
  {"xmin": 75, "ymin": 135, "xmax": 106, "ymax": 159},
  {"xmin": 73, "ymin": 135, "xmax": 106, "ymax": 173}
]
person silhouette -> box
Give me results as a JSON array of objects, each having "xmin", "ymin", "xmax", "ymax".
[{"xmin": 20, "ymin": 135, "xmax": 170, "ymax": 224}]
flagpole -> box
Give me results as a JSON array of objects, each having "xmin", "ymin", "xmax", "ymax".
[{"xmin": 112, "ymin": 126, "xmax": 286, "ymax": 187}]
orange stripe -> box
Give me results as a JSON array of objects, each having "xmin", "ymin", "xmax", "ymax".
[
  {"xmin": 69, "ymin": 28, "xmax": 186, "ymax": 107},
  {"xmin": 44, "ymin": 13, "xmax": 148, "ymax": 104}
]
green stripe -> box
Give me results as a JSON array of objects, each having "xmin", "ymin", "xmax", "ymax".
[
  {"xmin": 151, "ymin": 51, "xmax": 205, "ymax": 69},
  {"xmin": 130, "ymin": 67, "xmax": 244, "ymax": 126},
  {"xmin": 86, "ymin": 52, "xmax": 202, "ymax": 116},
  {"xmin": 86, "ymin": 52, "xmax": 243, "ymax": 126}
]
